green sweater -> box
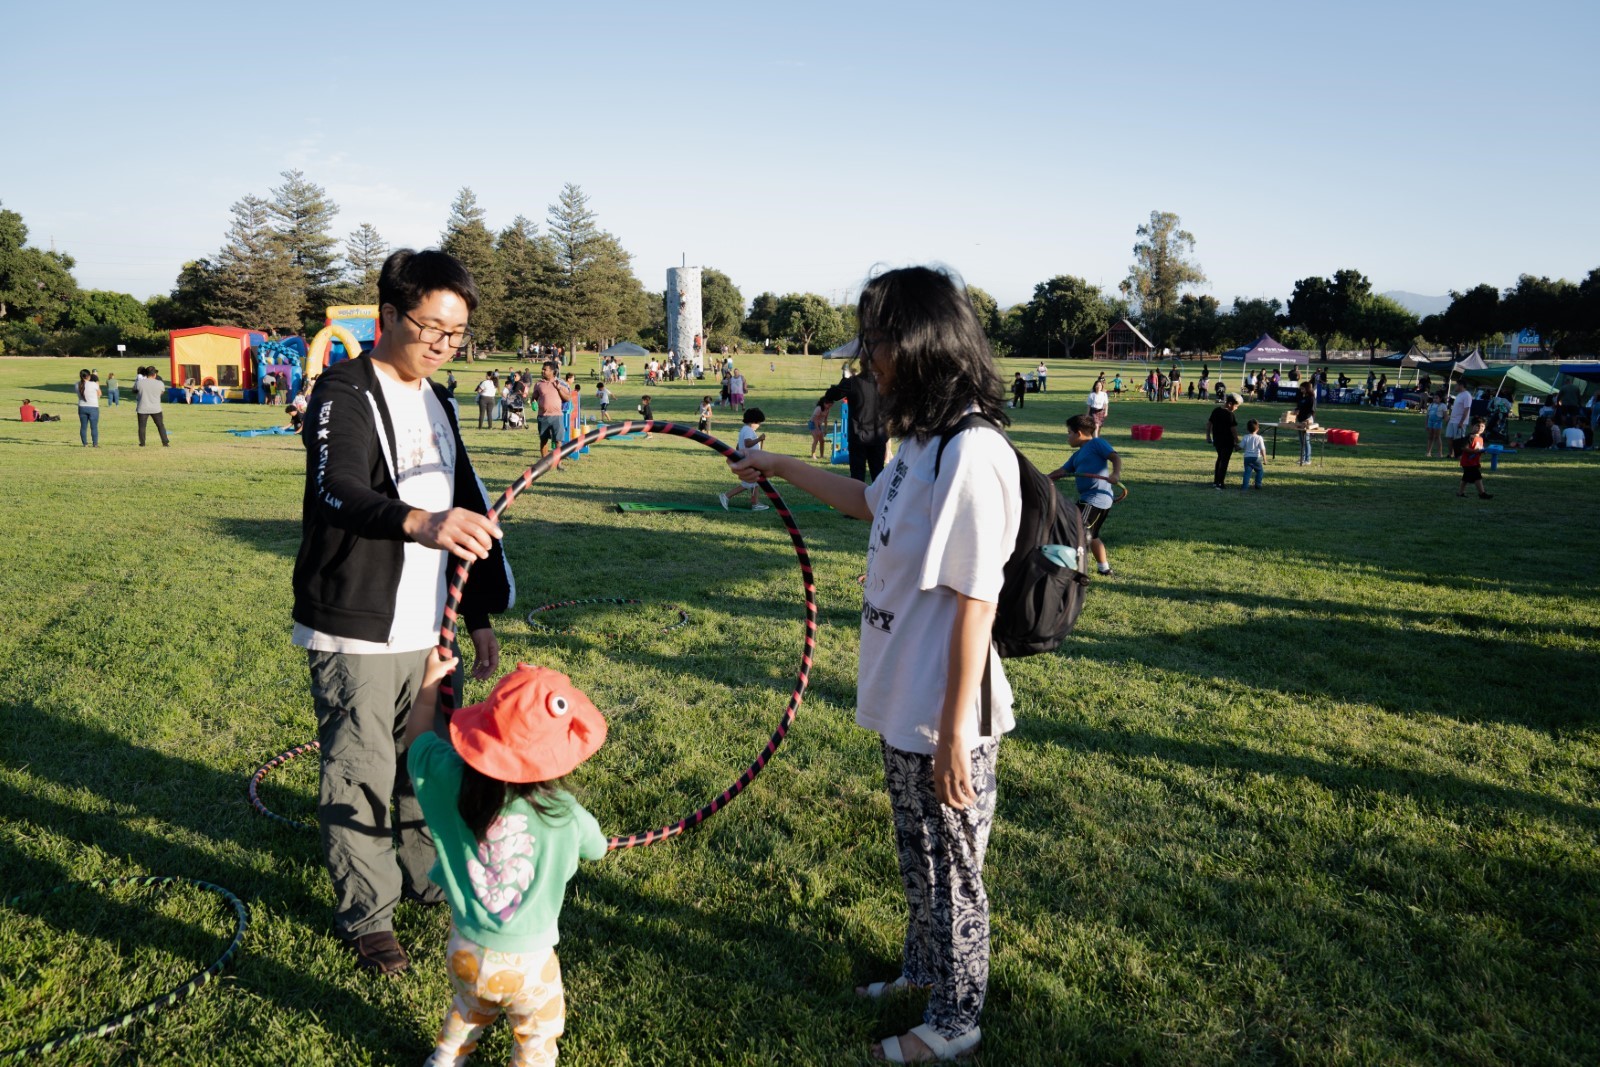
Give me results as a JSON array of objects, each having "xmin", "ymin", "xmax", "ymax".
[{"xmin": 409, "ymin": 733, "xmax": 608, "ymax": 952}]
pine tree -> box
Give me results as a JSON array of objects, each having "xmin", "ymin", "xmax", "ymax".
[
  {"xmin": 341, "ymin": 223, "xmax": 389, "ymax": 304},
  {"xmin": 544, "ymin": 183, "xmax": 647, "ymax": 349},
  {"xmin": 496, "ymin": 216, "xmax": 559, "ymax": 352},
  {"xmin": 440, "ymin": 187, "xmax": 502, "ymax": 354},
  {"xmin": 269, "ymin": 170, "xmax": 341, "ymax": 328},
  {"xmin": 210, "ymin": 195, "xmax": 304, "ymax": 334}
]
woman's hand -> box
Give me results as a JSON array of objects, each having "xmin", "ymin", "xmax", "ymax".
[
  {"xmin": 933, "ymin": 734, "xmax": 977, "ymax": 809},
  {"xmin": 728, "ymin": 447, "xmax": 784, "ymax": 483}
]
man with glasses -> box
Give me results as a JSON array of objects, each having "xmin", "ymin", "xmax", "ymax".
[{"xmin": 293, "ymin": 248, "xmax": 515, "ymax": 976}]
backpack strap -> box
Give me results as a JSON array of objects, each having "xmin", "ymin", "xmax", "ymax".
[{"xmin": 933, "ymin": 412, "xmax": 998, "ymax": 478}]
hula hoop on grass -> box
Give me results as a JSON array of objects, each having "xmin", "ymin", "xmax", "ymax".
[
  {"xmin": 525, "ymin": 597, "xmax": 690, "ymax": 638},
  {"xmin": 439, "ymin": 419, "xmax": 818, "ymax": 851},
  {"xmin": 0, "ymin": 875, "xmax": 248, "ymax": 1060},
  {"xmin": 247, "ymin": 740, "xmax": 321, "ymax": 830}
]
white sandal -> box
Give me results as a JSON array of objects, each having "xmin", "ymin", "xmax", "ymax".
[
  {"xmin": 878, "ymin": 1024, "xmax": 982, "ymax": 1062},
  {"xmin": 857, "ymin": 975, "xmax": 927, "ymax": 998}
]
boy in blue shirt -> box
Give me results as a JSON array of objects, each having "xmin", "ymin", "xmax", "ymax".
[{"xmin": 1049, "ymin": 414, "xmax": 1122, "ymax": 576}]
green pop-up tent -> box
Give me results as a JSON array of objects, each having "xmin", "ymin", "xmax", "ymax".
[{"xmin": 1459, "ymin": 364, "xmax": 1553, "ymax": 399}]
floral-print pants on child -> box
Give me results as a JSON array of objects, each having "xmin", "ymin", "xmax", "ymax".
[{"xmin": 426, "ymin": 928, "xmax": 565, "ymax": 1066}]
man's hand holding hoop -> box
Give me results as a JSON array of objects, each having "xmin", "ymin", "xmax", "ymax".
[{"xmin": 404, "ymin": 507, "xmax": 503, "ymax": 562}]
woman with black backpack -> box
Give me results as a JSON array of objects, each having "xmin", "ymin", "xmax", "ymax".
[{"xmin": 730, "ymin": 266, "xmax": 1019, "ymax": 1063}]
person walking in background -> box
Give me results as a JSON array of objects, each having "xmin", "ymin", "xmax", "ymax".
[
  {"xmin": 1086, "ymin": 378, "xmax": 1109, "ymax": 433},
  {"xmin": 1425, "ymin": 391, "xmax": 1447, "ymax": 457},
  {"xmin": 1294, "ymin": 381, "xmax": 1317, "ymax": 466},
  {"xmin": 475, "ymin": 371, "xmax": 497, "ymax": 429},
  {"xmin": 1457, "ymin": 418, "xmax": 1493, "ymax": 499},
  {"xmin": 76, "ymin": 369, "xmax": 101, "ymax": 447},
  {"xmin": 1012, "ymin": 372, "xmax": 1027, "ymax": 409},
  {"xmin": 105, "ymin": 372, "xmax": 120, "ymax": 406},
  {"xmin": 1241, "ymin": 419, "xmax": 1267, "ymax": 490},
  {"xmin": 134, "ymin": 365, "xmax": 169, "ymax": 446},
  {"xmin": 1208, "ymin": 393, "xmax": 1242, "ymax": 489},
  {"xmin": 1050, "ymin": 414, "xmax": 1120, "ymax": 576},
  {"xmin": 1446, "ymin": 381, "xmax": 1474, "ymax": 457}
]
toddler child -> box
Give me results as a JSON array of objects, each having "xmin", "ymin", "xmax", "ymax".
[
  {"xmin": 636, "ymin": 394, "xmax": 653, "ymax": 438},
  {"xmin": 698, "ymin": 396, "xmax": 713, "ymax": 434},
  {"xmin": 1241, "ymin": 419, "xmax": 1266, "ymax": 489},
  {"xmin": 406, "ymin": 652, "xmax": 609, "ymax": 1067},
  {"xmin": 808, "ymin": 400, "xmax": 830, "ymax": 459},
  {"xmin": 594, "ymin": 383, "xmax": 611, "ymax": 420},
  {"xmin": 1457, "ymin": 417, "xmax": 1492, "ymax": 499},
  {"xmin": 718, "ymin": 408, "xmax": 769, "ymax": 512}
]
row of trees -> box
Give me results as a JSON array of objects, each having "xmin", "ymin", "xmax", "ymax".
[{"xmin": 6, "ymin": 195, "xmax": 1600, "ymax": 360}]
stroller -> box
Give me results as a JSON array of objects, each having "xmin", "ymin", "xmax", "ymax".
[{"xmin": 503, "ymin": 394, "xmax": 527, "ymax": 430}]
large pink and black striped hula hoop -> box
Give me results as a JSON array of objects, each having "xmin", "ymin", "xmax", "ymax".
[{"xmin": 438, "ymin": 420, "xmax": 819, "ymax": 852}]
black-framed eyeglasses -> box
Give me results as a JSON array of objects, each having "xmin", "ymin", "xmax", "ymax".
[{"xmin": 404, "ymin": 310, "xmax": 473, "ymax": 350}]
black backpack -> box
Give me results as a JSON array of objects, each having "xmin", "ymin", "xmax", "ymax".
[{"xmin": 934, "ymin": 413, "xmax": 1092, "ymax": 659}]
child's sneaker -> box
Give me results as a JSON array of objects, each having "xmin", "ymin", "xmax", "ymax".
[
  {"xmin": 717, "ymin": 492, "xmax": 730, "ymax": 510},
  {"xmin": 751, "ymin": 503, "xmax": 770, "ymax": 512},
  {"xmin": 1097, "ymin": 565, "xmax": 1114, "ymax": 576}
]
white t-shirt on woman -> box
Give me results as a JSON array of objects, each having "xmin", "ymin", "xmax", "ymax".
[
  {"xmin": 79, "ymin": 380, "xmax": 101, "ymax": 407},
  {"xmin": 857, "ymin": 426, "xmax": 1021, "ymax": 755},
  {"xmin": 1087, "ymin": 389, "xmax": 1108, "ymax": 412}
]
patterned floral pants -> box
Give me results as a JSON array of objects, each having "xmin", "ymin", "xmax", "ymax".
[
  {"xmin": 881, "ymin": 738, "xmax": 999, "ymax": 1040},
  {"xmin": 426, "ymin": 928, "xmax": 566, "ymax": 1066}
]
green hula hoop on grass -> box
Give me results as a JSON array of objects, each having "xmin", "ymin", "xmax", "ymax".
[{"xmin": 0, "ymin": 875, "xmax": 249, "ymax": 1060}]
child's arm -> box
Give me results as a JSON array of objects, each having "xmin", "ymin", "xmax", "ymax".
[{"xmin": 403, "ymin": 647, "xmax": 460, "ymax": 746}]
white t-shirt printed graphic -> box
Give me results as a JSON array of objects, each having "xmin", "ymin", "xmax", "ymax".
[
  {"xmin": 293, "ymin": 374, "xmax": 457, "ymax": 654},
  {"xmin": 857, "ymin": 427, "xmax": 1021, "ymax": 755}
]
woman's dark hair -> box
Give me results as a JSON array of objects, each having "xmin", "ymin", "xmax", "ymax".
[
  {"xmin": 458, "ymin": 761, "xmax": 572, "ymax": 843},
  {"xmin": 378, "ymin": 249, "xmax": 480, "ymax": 316},
  {"xmin": 857, "ymin": 266, "xmax": 1008, "ymax": 440},
  {"xmin": 77, "ymin": 369, "xmax": 89, "ymax": 400}
]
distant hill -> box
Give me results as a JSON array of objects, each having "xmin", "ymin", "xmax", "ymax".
[{"xmin": 1384, "ymin": 291, "xmax": 1450, "ymax": 318}]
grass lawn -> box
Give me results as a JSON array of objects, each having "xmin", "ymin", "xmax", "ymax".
[{"xmin": 1, "ymin": 352, "xmax": 1597, "ymax": 1065}]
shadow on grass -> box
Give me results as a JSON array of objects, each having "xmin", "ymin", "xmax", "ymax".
[{"xmin": 0, "ymin": 700, "xmax": 434, "ymax": 1063}]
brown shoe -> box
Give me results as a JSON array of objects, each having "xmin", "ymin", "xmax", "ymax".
[{"xmin": 345, "ymin": 930, "xmax": 409, "ymax": 975}]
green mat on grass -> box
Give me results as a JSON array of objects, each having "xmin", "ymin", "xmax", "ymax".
[{"xmin": 615, "ymin": 501, "xmax": 836, "ymax": 514}]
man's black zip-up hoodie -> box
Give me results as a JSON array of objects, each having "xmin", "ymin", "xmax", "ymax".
[{"xmin": 292, "ymin": 355, "xmax": 514, "ymax": 643}]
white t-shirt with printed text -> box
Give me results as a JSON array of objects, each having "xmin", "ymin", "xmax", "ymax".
[
  {"xmin": 293, "ymin": 372, "xmax": 457, "ymax": 654},
  {"xmin": 857, "ymin": 427, "xmax": 1021, "ymax": 755}
]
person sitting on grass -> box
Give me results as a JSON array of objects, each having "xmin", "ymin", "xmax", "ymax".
[
  {"xmin": 718, "ymin": 408, "xmax": 768, "ymax": 512},
  {"xmin": 1561, "ymin": 417, "xmax": 1589, "ymax": 450},
  {"xmin": 405, "ymin": 650, "xmax": 609, "ymax": 1067},
  {"xmin": 19, "ymin": 399, "xmax": 39, "ymax": 422},
  {"xmin": 1457, "ymin": 417, "xmax": 1492, "ymax": 500},
  {"xmin": 1049, "ymin": 413, "xmax": 1120, "ymax": 576}
]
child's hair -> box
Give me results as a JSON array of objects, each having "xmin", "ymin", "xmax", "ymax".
[
  {"xmin": 701, "ymin": 396, "xmax": 712, "ymax": 406},
  {"xmin": 640, "ymin": 394, "xmax": 652, "ymax": 403},
  {"xmin": 743, "ymin": 407, "xmax": 765, "ymax": 424},
  {"xmin": 458, "ymin": 764, "xmax": 570, "ymax": 842},
  {"xmin": 1065, "ymin": 413, "xmax": 1095, "ymax": 435},
  {"xmin": 1470, "ymin": 417, "xmax": 1486, "ymax": 430},
  {"xmin": 1247, "ymin": 419, "xmax": 1260, "ymax": 432}
]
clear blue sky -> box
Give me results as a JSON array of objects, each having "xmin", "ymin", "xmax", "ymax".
[{"xmin": 5, "ymin": 0, "xmax": 1596, "ymax": 311}]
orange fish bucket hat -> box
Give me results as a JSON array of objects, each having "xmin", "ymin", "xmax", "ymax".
[{"xmin": 449, "ymin": 664, "xmax": 607, "ymax": 783}]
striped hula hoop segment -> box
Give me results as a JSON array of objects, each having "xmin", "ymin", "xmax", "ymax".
[
  {"xmin": 247, "ymin": 740, "xmax": 321, "ymax": 830},
  {"xmin": 524, "ymin": 597, "xmax": 690, "ymax": 638},
  {"xmin": 439, "ymin": 420, "xmax": 819, "ymax": 851},
  {"xmin": 0, "ymin": 876, "xmax": 249, "ymax": 1060}
]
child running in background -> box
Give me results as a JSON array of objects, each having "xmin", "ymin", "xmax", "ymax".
[
  {"xmin": 1048, "ymin": 413, "xmax": 1121, "ymax": 576},
  {"xmin": 698, "ymin": 396, "xmax": 713, "ymax": 434},
  {"xmin": 636, "ymin": 394, "xmax": 653, "ymax": 438},
  {"xmin": 405, "ymin": 651, "xmax": 609, "ymax": 1067},
  {"xmin": 595, "ymin": 382, "xmax": 611, "ymax": 421},
  {"xmin": 1241, "ymin": 419, "xmax": 1266, "ymax": 490},
  {"xmin": 1457, "ymin": 417, "xmax": 1492, "ymax": 499},
  {"xmin": 807, "ymin": 399, "xmax": 830, "ymax": 459},
  {"xmin": 718, "ymin": 408, "xmax": 769, "ymax": 512}
]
